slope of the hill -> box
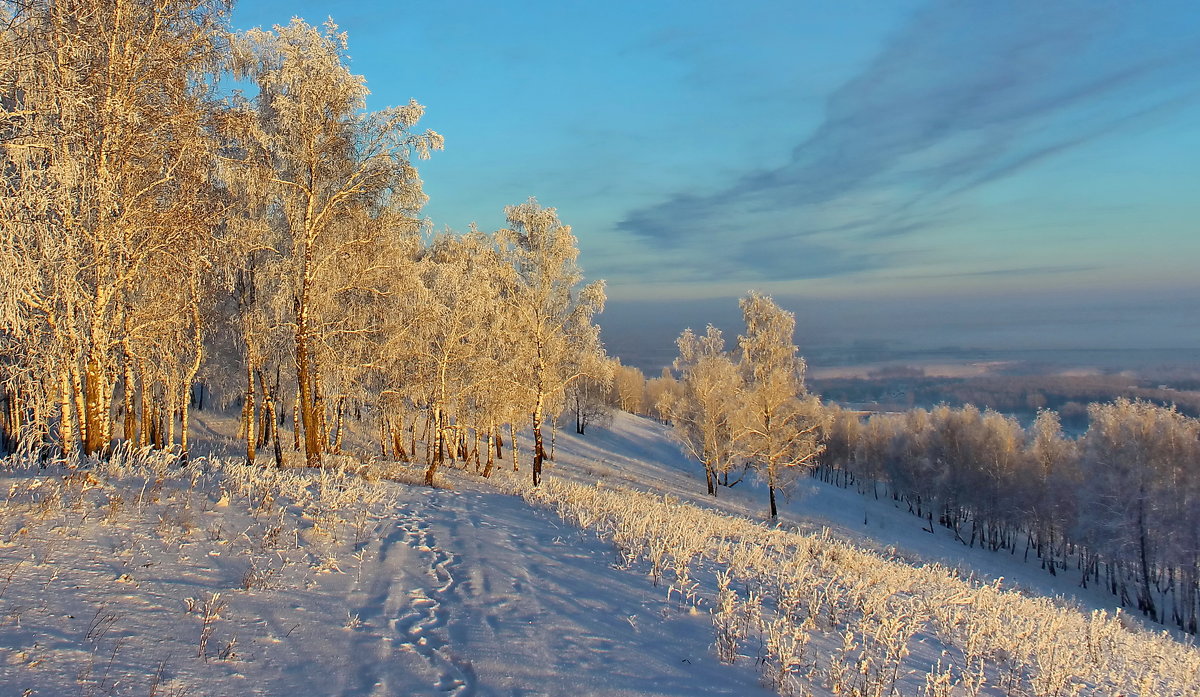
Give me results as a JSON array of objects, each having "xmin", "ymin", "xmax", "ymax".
[
  {"xmin": 0, "ymin": 408, "xmax": 1187, "ymax": 696},
  {"xmin": 542, "ymin": 411, "xmax": 1167, "ymax": 626}
]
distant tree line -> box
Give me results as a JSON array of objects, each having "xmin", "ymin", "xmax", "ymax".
[
  {"xmin": 817, "ymin": 399, "xmax": 1200, "ymax": 634},
  {"xmin": 0, "ymin": 1, "xmax": 607, "ymax": 486},
  {"xmin": 814, "ymin": 372, "xmax": 1200, "ymax": 424}
]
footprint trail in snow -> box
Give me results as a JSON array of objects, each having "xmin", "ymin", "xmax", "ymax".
[{"xmin": 391, "ymin": 496, "xmax": 477, "ymax": 697}]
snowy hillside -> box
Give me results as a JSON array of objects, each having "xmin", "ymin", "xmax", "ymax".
[
  {"xmin": 549, "ymin": 412, "xmax": 1154, "ymax": 620},
  {"xmin": 0, "ymin": 425, "xmax": 771, "ymax": 697},
  {"xmin": 1, "ymin": 412, "xmax": 1196, "ymax": 696}
]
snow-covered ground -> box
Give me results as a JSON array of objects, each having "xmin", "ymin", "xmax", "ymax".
[
  {"xmin": 0, "ymin": 410, "xmax": 1191, "ymax": 696},
  {"xmin": 548, "ymin": 412, "xmax": 1139, "ymax": 621}
]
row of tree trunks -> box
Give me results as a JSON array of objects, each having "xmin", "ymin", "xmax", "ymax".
[
  {"xmin": 54, "ymin": 371, "xmax": 205, "ymax": 460},
  {"xmin": 374, "ymin": 404, "xmax": 529, "ymax": 481},
  {"xmin": 13, "ymin": 351, "xmax": 206, "ymax": 461},
  {"xmin": 845, "ymin": 473, "xmax": 1200, "ymax": 634}
]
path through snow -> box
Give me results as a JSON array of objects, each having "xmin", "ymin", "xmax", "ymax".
[{"xmin": 341, "ymin": 483, "xmax": 770, "ymax": 697}]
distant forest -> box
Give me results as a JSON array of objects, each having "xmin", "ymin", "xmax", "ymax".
[{"xmin": 812, "ymin": 370, "xmax": 1200, "ymax": 426}]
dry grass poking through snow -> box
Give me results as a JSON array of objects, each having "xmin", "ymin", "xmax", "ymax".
[
  {"xmin": 0, "ymin": 445, "xmax": 402, "ymax": 696},
  {"xmin": 508, "ymin": 474, "xmax": 1200, "ymax": 697}
]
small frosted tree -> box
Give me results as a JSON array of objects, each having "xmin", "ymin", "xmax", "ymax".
[
  {"xmin": 612, "ymin": 362, "xmax": 648, "ymax": 414},
  {"xmin": 733, "ymin": 292, "xmax": 825, "ymax": 519},
  {"xmin": 410, "ymin": 230, "xmax": 506, "ymax": 485},
  {"xmin": 1023, "ymin": 409, "xmax": 1079, "ymax": 576},
  {"xmin": 647, "ymin": 368, "xmax": 683, "ymax": 425},
  {"xmin": 667, "ymin": 325, "xmax": 742, "ymax": 496},
  {"xmin": 563, "ymin": 370, "xmax": 614, "ymax": 436}
]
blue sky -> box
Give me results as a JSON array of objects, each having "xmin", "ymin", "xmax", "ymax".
[{"xmin": 232, "ymin": 1, "xmax": 1200, "ymax": 362}]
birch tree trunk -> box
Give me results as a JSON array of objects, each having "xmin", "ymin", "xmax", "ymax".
[
  {"xmin": 58, "ymin": 366, "xmax": 75, "ymax": 459},
  {"xmin": 510, "ymin": 422, "xmax": 519, "ymax": 472},
  {"xmin": 532, "ymin": 396, "xmax": 546, "ymax": 487},
  {"xmin": 332, "ymin": 395, "xmax": 346, "ymax": 454},
  {"xmin": 295, "ymin": 291, "xmax": 323, "ymax": 467},
  {"xmin": 258, "ymin": 371, "xmax": 283, "ymax": 469},
  {"xmin": 483, "ymin": 429, "xmax": 496, "ymax": 478},
  {"xmin": 165, "ymin": 381, "xmax": 178, "ymax": 448},
  {"xmin": 244, "ymin": 360, "xmax": 256, "ymax": 466},
  {"xmin": 137, "ymin": 363, "xmax": 150, "ymax": 448},
  {"xmin": 83, "ymin": 353, "xmax": 109, "ymax": 456},
  {"xmin": 122, "ymin": 339, "xmax": 138, "ymax": 444},
  {"xmin": 293, "ymin": 397, "xmax": 302, "ymax": 451}
]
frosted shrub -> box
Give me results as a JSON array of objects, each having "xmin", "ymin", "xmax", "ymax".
[
  {"xmin": 920, "ymin": 662, "xmax": 955, "ymax": 697},
  {"xmin": 221, "ymin": 458, "xmax": 306, "ymax": 511},
  {"xmin": 1082, "ymin": 610, "xmax": 1122, "ymax": 673},
  {"xmin": 992, "ymin": 603, "xmax": 1039, "ymax": 695},
  {"xmin": 241, "ymin": 557, "xmax": 278, "ymax": 591},
  {"xmin": 763, "ymin": 614, "xmax": 815, "ymax": 696},
  {"xmin": 712, "ymin": 570, "xmax": 747, "ymax": 663},
  {"xmin": 645, "ymin": 513, "xmax": 676, "ymax": 586},
  {"xmin": 667, "ymin": 520, "xmax": 708, "ymax": 606},
  {"xmin": 191, "ymin": 591, "xmax": 227, "ymax": 661},
  {"xmin": 668, "ymin": 553, "xmax": 700, "ymax": 606},
  {"xmin": 1028, "ymin": 619, "xmax": 1085, "ymax": 697},
  {"xmin": 91, "ymin": 442, "xmax": 181, "ymax": 481},
  {"xmin": 841, "ymin": 593, "xmax": 925, "ymax": 697},
  {"xmin": 827, "ymin": 627, "xmax": 858, "ymax": 695}
]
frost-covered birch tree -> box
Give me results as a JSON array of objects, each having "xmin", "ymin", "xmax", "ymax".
[
  {"xmin": 734, "ymin": 292, "xmax": 825, "ymax": 519},
  {"xmin": 612, "ymin": 362, "xmax": 648, "ymax": 415},
  {"xmin": 647, "ymin": 368, "xmax": 683, "ymax": 425},
  {"xmin": 410, "ymin": 230, "xmax": 508, "ymax": 485},
  {"xmin": 496, "ymin": 199, "xmax": 606, "ymax": 486},
  {"xmin": 667, "ymin": 325, "xmax": 742, "ymax": 496},
  {"xmin": 1024, "ymin": 409, "xmax": 1078, "ymax": 576},
  {"xmin": 563, "ymin": 362, "xmax": 615, "ymax": 436}
]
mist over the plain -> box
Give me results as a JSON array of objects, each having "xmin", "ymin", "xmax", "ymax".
[{"xmin": 600, "ymin": 285, "xmax": 1200, "ymax": 376}]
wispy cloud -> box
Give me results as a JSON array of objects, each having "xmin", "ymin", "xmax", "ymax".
[
  {"xmin": 879, "ymin": 264, "xmax": 1099, "ymax": 282},
  {"xmin": 617, "ymin": 1, "xmax": 1200, "ymax": 281}
]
